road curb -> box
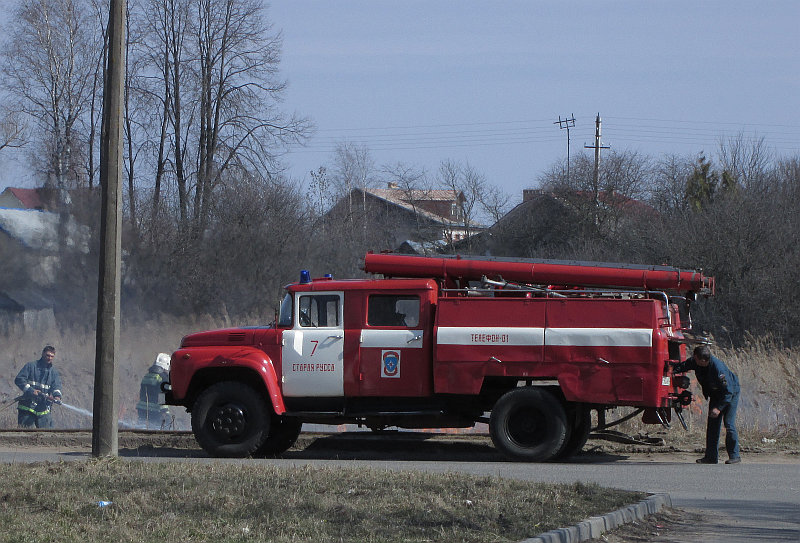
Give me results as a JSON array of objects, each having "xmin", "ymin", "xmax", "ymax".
[{"xmin": 521, "ymin": 493, "xmax": 673, "ymax": 543}]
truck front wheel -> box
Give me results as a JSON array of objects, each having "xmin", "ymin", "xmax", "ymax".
[
  {"xmin": 490, "ymin": 387, "xmax": 568, "ymax": 462},
  {"xmin": 254, "ymin": 415, "xmax": 303, "ymax": 457},
  {"xmin": 192, "ymin": 382, "xmax": 270, "ymax": 458}
]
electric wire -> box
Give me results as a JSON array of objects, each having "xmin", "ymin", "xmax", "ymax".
[{"xmin": 284, "ymin": 115, "xmax": 800, "ymax": 156}]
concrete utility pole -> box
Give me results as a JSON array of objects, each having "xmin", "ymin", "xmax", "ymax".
[
  {"xmin": 554, "ymin": 115, "xmax": 576, "ymax": 184},
  {"xmin": 584, "ymin": 113, "xmax": 610, "ymax": 225},
  {"xmin": 93, "ymin": 0, "xmax": 126, "ymax": 457}
]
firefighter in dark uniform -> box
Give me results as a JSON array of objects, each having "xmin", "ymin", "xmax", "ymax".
[
  {"xmin": 15, "ymin": 345, "xmax": 63, "ymax": 428},
  {"xmin": 673, "ymin": 345, "xmax": 741, "ymax": 464},
  {"xmin": 137, "ymin": 353, "xmax": 171, "ymax": 429}
]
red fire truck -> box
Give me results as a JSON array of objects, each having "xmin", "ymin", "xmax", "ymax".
[{"xmin": 164, "ymin": 253, "xmax": 713, "ymax": 461}]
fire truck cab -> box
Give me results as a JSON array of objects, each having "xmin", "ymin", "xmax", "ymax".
[{"xmin": 165, "ymin": 253, "xmax": 713, "ymax": 461}]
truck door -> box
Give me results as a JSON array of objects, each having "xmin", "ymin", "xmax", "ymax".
[
  {"xmin": 281, "ymin": 291, "xmax": 344, "ymax": 397},
  {"xmin": 358, "ymin": 293, "xmax": 432, "ymax": 396}
]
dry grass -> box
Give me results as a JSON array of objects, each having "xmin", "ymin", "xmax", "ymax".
[
  {"xmin": 718, "ymin": 334, "xmax": 800, "ymax": 434},
  {"xmin": 0, "ymin": 459, "xmax": 641, "ymax": 543}
]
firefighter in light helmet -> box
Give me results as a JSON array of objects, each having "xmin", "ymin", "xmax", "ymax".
[{"xmin": 136, "ymin": 353, "xmax": 171, "ymax": 429}]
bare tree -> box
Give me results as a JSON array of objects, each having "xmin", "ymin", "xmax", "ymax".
[
  {"xmin": 329, "ymin": 141, "xmax": 376, "ymax": 221},
  {"xmin": 307, "ymin": 165, "xmax": 331, "ymax": 229},
  {"xmin": 776, "ymin": 156, "xmax": 800, "ymax": 194},
  {"xmin": 477, "ymin": 182, "xmax": 511, "ymax": 225},
  {"xmin": 127, "ymin": 0, "xmax": 311, "ymax": 239},
  {"xmin": 84, "ymin": 0, "xmax": 110, "ymax": 190},
  {"xmin": 0, "ymin": 110, "xmax": 27, "ymax": 152},
  {"xmin": 192, "ymin": 0, "xmax": 310, "ymax": 235},
  {"xmin": 649, "ymin": 154, "xmax": 694, "ymax": 214},
  {"xmin": 132, "ymin": 0, "xmax": 197, "ymax": 227},
  {"xmin": 539, "ymin": 150, "xmax": 652, "ymax": 238},
  {"xmin": 717, "ymin": 133, "xmax": 772, "ymax": 190},
  {"xmin": 437, "ymin": 159, "xmax": 489, "ymax": 251},
  {"xmin": 1, "ymin": 0, "xmax": 101, "ymax": 190}
]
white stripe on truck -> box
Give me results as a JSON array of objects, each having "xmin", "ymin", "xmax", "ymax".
[{"xmin": 436, "ymin": 326, "xmax": 652, "ymax": 347}]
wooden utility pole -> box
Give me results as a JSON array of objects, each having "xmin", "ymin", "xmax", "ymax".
[
  {"xmin": 93, "ymin": 0, "xmax": 126, "ymax": 457},
  {"xmin": 584, "ymin": 113, "xmax": 610, "ymax": 225},
  {"xmin": 554, "ymin": 114, "xmax": 576, "ymax": 184}
]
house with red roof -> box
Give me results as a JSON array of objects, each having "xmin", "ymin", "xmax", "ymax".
[{"xmin": 0, "ymin": 187, "xmax": 54, "ymax": 210}]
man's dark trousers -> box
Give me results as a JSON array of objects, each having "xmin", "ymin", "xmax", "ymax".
[{"xmin": 706, "ymin": 391, "xmax": 740, "ymax": 462}]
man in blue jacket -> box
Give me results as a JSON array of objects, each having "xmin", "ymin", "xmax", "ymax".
[
  {"xmin": 673, "ymin": 345, "xmax": 741, "ymax": 464},
  {"xmin": 14, "ymin": 345, "xmax": 63, "ymax": 428}
]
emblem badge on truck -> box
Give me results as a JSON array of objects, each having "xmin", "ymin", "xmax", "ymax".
[{"xmin": 381, "ymin": 350, "xmax": 401, "ymax": 378}]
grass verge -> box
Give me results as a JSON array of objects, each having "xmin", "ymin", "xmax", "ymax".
[{"xmin": 0, "ymin": 459, "xmax": 642, "ymax": 543}]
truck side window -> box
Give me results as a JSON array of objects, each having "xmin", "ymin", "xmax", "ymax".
[
  {"xmin": 278, "ymin": 293, "xmax": 293, "ymax": 327},
  {"xmin": 368, "ymin": 295, "xmax": 420, "ymax": 327},
  {"xmin": 298, "ymin": 295, "xmax": 340, "ymax": 328}
]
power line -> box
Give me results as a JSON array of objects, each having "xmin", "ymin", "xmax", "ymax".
[
  {"xmin": 313, "ymin": 118, "xmax": 558, "ymax": 132},
  {"xmin": 281, "ymin": 115, "xmax": 800, "ymax": 157}
]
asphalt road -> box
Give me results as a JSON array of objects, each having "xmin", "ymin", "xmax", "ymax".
[{"xmin": 1, "ymin": 433, "xmax": 798, "ymax": 542}]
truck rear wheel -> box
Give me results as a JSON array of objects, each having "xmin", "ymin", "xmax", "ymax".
[
  {"xmin": 254, "ymin": 415, "xmax": 303, "ymax": 457},
  {"xmin": 555, "ymin": 404, "xmax": 591, "ymax": 460},
  {"xmin": 192, "ymin": 381, "xmax": 270, "ymax": 458},
  {"xmin": 489, "ymin": 387, "xmax": 568, "ymax": 462}
]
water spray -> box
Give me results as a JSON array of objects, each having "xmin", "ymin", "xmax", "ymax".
[
  {"xmin": 59, "ymin": 401, "xmax": 94, "ymax": 419},
  {"xmin": 57, "ymin": 401, "xmax": 136, "ymax": 429}
]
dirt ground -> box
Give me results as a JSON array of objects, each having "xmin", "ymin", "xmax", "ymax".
[
  {"xmin": 585, "ymin": 507, "xmax": 708, "ymax": 543},
  {"xmin": 0, "ymin": 427, "xmax": 797, "ymax": 462}
]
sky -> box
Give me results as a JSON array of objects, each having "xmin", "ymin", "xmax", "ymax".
[
  {"xmin": 1, "ymin": 0, "xmax": 799, "ymax": 205},
  {"xmin": 268, "ymin": 0, "xmax": 800, "ymax": 202}
]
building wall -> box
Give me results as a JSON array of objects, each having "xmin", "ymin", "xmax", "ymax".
[
  {"xmin": 416, "ymin": 200, "xmax": 461, "ymax": 221},
  {"xmin": 327, "ymin": 190, "xmax": 455, "ymax": 250},
  {"xmin": 0, "ymin": 192, "xmax": 24, "ymax": 209}
]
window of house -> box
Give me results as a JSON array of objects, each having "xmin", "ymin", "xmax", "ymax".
[{"xmin": 368, "ymin": 295, "xmax": 420, "ymax": 327}]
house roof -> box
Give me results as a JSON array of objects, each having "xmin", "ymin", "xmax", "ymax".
[
  {"xmin": 571, "ymin": 190, "xmax": 657, "ymax": 216},
  {"xmin": 2, "ymin": 187, "xmax": 45, "ymax": 209},
  {"xmin": 368, "ymin": 188, "xmax": 462, "ymax": 202},
  {"xmin": 0, "ymin": 291, "xmax": 24, "ymax": 312},
  {"xmin": 508, "ymin": 189, "xmax": 656, "ymax": 224},
  {"xmin": 397, "ymin": 239, "xmax": 448, "ymax": 255},
  {"xmin": 0, "ymin": 289, "xmax": 53, "ymax": 311},
  {"xmin": 360, "ymin": 187, "xmax": 484, "ymax": 229}
]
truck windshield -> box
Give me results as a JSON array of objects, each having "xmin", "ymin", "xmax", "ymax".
[{"xmin": 278, "ymin": 292, "xmax": 293, "ymax": 327}]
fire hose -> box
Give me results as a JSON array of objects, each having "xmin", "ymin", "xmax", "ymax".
[
  {"xmin": 1, "ymin": 394, "xmax": 62, "ymax": 412},
  {"xmin": 0, "ymin": 396, "xmax": 20, "ymax": 412},
  {"xmin": 589, "ymin": 429, "xmax": 666, "ymax": 446}
]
